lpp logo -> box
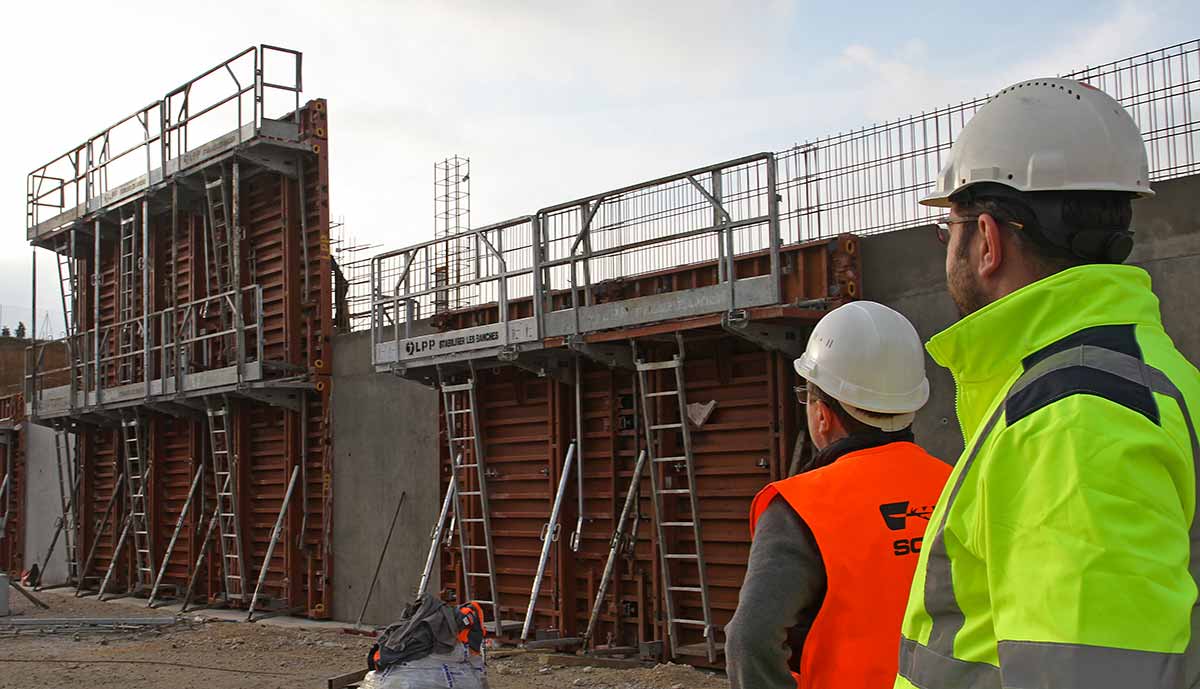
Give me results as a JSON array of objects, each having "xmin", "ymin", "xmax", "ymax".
[{"xmin": 405, "ymin": 338, "xmax": 435, "ymax": 356}]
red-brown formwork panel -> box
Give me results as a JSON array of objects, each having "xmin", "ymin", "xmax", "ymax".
[
  {"xmin": 1, "ymin": 393, "xmax": 26, "ymax": 577},
  {"xmin": 67, "ymin": 98, "xmax": 334, "ymax": 617}
]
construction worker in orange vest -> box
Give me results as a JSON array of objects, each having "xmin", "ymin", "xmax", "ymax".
[{"xmin": 726, "ymin": 300, "xmax": 951, "ymax": 689}]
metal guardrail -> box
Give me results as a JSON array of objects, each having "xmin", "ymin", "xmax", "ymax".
[
  {"xmin": 360, "ymin": 39, "xmax": 1199, "ymax": 345},
  {"xmin": 26, "ymin": 45, "xmax": 302, "ymax": 238},
  {"xmin": 370, "ymin": 153, "xmax": 780, "ymax": 367},
  {"xmin": 26, "ymin": 286, "xmax": 264, "ymax": 415}
]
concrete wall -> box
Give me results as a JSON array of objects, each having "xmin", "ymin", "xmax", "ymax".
[
  {"xmin": 22, "ymin": 422, "xmax": 66, "ymax": 583},
  {"xmin": 330, "ymin": 330, "xmax": 439, "ymax": 625},
  {"xmin": 862, "ymin": 173, "xmax": 1200, "ymax": 463}
]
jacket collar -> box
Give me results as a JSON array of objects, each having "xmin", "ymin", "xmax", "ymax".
[
  {"xmin": 809, "ymin": 428, "xmax": 916, "ymax": 472},
  {"xmin": 926, "ymin": 264, "xmax": 1164, "ymax": 439}
]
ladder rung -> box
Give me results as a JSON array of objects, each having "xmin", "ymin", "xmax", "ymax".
[
  {"xmin": 457, "ymin": 463, "xmax": 479, "ymax": 469},
  {"xmin": 463, "ymin": 545, "xmax": 488, "ymax": 550},
  {"xmin": 658, "ymin": 489, "xmax": 693, "ymax": 495},
  {"xmin": 443, "ymin": 383, "xmax": 475, "ymax": 393},
  {"xmin": 669, "ymin": 586, "xmax": 704, "ymax": 593},
  {"xmin": 465, "ymin": 572, "xmax": 492, "ymax": 577},
  {"xmin": 645, "ymin": 390, "xmax": 679, "ymax": 398},
  {"xmin": 460, "ymin": 491, "xmax": 482, "ymax": 497},
  {"xmin": 651, "ymin": 423, "xmax": 682, "ymax": 431},
  {"xmin": 654, "ymin": 456, "xmax": 688, "ymax": 463},
  {"xmin": 206, "ymin": 179, "xmax": 225, "ymax": 191},
  {"xmin": 637, "ymin": 359, "xmax": 682, "ymax": 372},
  {"xmin": 446, "ymin": 409, "xmax": 472, "ymax": 416},
  {"xmin": 665, "ymin": 554, "xmax": 700, "ymax": 560},
  {"xmin": 450, "ymin": 436, "xmax": 476, "ymax": 443},
  {"xmin": 662, "ymin": 522, "xmax": 695, "ymax": 527},
  {"xmin": 673, "ymin": 618, "xmax": 709, "ymax": 626},
  {"xmin": 461, "ymin": 518, "xmax": 485, "ymax": 523}
]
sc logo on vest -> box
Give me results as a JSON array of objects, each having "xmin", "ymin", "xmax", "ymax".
[{"xmin": 880, "ymin": 501, "xmax": 934, "ymax": 556}]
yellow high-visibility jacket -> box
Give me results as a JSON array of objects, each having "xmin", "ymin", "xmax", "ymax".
[{"xmin": 896, "ymin": 265, "xmax": 1200, "ymax": 689}]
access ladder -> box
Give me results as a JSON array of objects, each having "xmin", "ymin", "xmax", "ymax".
[
  {"xmin": 121, "ymin": 415, "xmax": 155, "ymax": 590},
  {"xmin": 441, "ymin": 377, "xmax": 503, "ymax": 632},
  {"xmin": 207, "ymin": 399, "xmax": 247, "ymax": 601},
  {"xmin": 633, "ymin": 335, "xmax": 719, "ymax": 662},
  {"xmin": 204, "ymin": 171, "xmax": 234, "ymax": 297},
  {"xmin": 54, "ymin": 233, "xmax": 85, "ymax": 401},
  {"xmin": 117, "ymin": 214, "xmax": 139, "ymax": 384}
]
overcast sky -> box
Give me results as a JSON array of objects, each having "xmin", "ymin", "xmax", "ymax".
[{"xmin": 1, "ymin": 0, "xmax": 1196, "ymax": 336}]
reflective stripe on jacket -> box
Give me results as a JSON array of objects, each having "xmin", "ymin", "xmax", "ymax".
[
  {"xmin": 750, "ymin": 441, "xmax": 951, "ymax": 689},
  {"xmin": 895, "ymin": 265, "xmax": 1200, "ymax": 689}
]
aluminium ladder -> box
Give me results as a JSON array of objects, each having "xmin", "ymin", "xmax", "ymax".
[
  {"xmin": 441, "ymin": 377, "xmax": 503, "ymax": 633},
  {"xmin": 117, "ymin": 214, "xmax": 139, "ymax": 384},
  {"xmin": 108, "ymin": 415, "xmax": 155, "ymax": 594},
  {"xmin": 204, "ymin": 171, "xmax": 234, "ymax": 297},
  {"xmin": 55, "ymin": 232, "xmax": 78, "ymax": 337},
  {"xmin": 97, "ymin": 417, "xmax": 157, "ymax": 601},
  {"xmin": 633, "ymin": 335, "xmax": 719, "ymax": 662},
  {"xmin": 207, "ymin": 398, "xmax": 247, "ymax": 601},
  {"xmin": 54, "ymin": 232, "xmax": 83, "ymax": 393}
]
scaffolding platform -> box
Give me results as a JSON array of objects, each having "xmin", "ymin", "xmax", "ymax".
[
  {"xmin": 369, "ymin": 152, "xmax": 861, "ymax": 383},
  {"xmin": 24, "ymin": 45, "xmax": 325, "ymax": 424}
]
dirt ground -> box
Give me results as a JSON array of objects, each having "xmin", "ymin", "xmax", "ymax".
[{"xmin": 0, "ymin": 589, "xmax": 727, "ymax": 689}]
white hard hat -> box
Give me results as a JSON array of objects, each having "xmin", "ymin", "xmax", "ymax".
[
  {"xmin": 920, "ymin": 78, "xmax": 1154, "ymax": 207},
  {"xmin": 794, "ymin": 301, "xmax": 929, "ymax": 432}
]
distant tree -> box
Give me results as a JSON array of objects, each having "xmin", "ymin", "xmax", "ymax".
[
  {"xmin": 14, "ymin": 322, "xmax": 25, "ymax": 339},
  {"xmin": 0, "ymin": 326, "xmax": 10, "ymax": 337}
]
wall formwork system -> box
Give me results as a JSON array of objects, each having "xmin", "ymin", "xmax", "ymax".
[
  {"xmin": 0, "ymin": 393, "xmax": 26, "ymax": 577},
  {"xmin": 370, "ymin": 147, "xmax": 861, "ymax": 662},
  {"xmin": 365, "ymin": 39, "xmax": 1200, "ymax": 664},
  {"xmin": 23, "ymin": 46, "xmax": 335, "ymax": 618}
]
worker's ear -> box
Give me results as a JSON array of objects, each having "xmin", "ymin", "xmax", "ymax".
[{"xmin": 813, "ymin": 399, "xmax": 833, "ymax": 435}]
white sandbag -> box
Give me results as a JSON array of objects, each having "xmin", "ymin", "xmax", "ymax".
[{"xmin": 360, "ymin": 644, "xmax": 488, "ymax": 689}]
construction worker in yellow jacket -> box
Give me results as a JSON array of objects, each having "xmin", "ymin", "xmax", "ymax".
[{"xmin": 895, "ymin": 78, "xmax": 1200, "ymax": 688}]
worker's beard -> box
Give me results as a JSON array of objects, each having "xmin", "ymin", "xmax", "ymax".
[{"xmin": 947, "ymin": 245, "xmax": 989, "ymax": 318}]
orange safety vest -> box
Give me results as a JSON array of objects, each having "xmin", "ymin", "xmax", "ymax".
[{"xmin": 749, "ymin": 441, "xmax": 950, "ymax": 689}]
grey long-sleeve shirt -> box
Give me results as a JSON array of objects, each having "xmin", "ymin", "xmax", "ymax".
[{"xmin": 725, "ymin": 495, "xmax": 827, "ymax": 689}]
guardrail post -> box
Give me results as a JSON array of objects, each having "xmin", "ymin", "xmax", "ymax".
[
  {"xmin": 532, "ymin": 214, "xmax": 546, "ymax": 339},
  {"xmin": 767, "ymin": 154, "xmax": 781, "ymax": 302}
]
